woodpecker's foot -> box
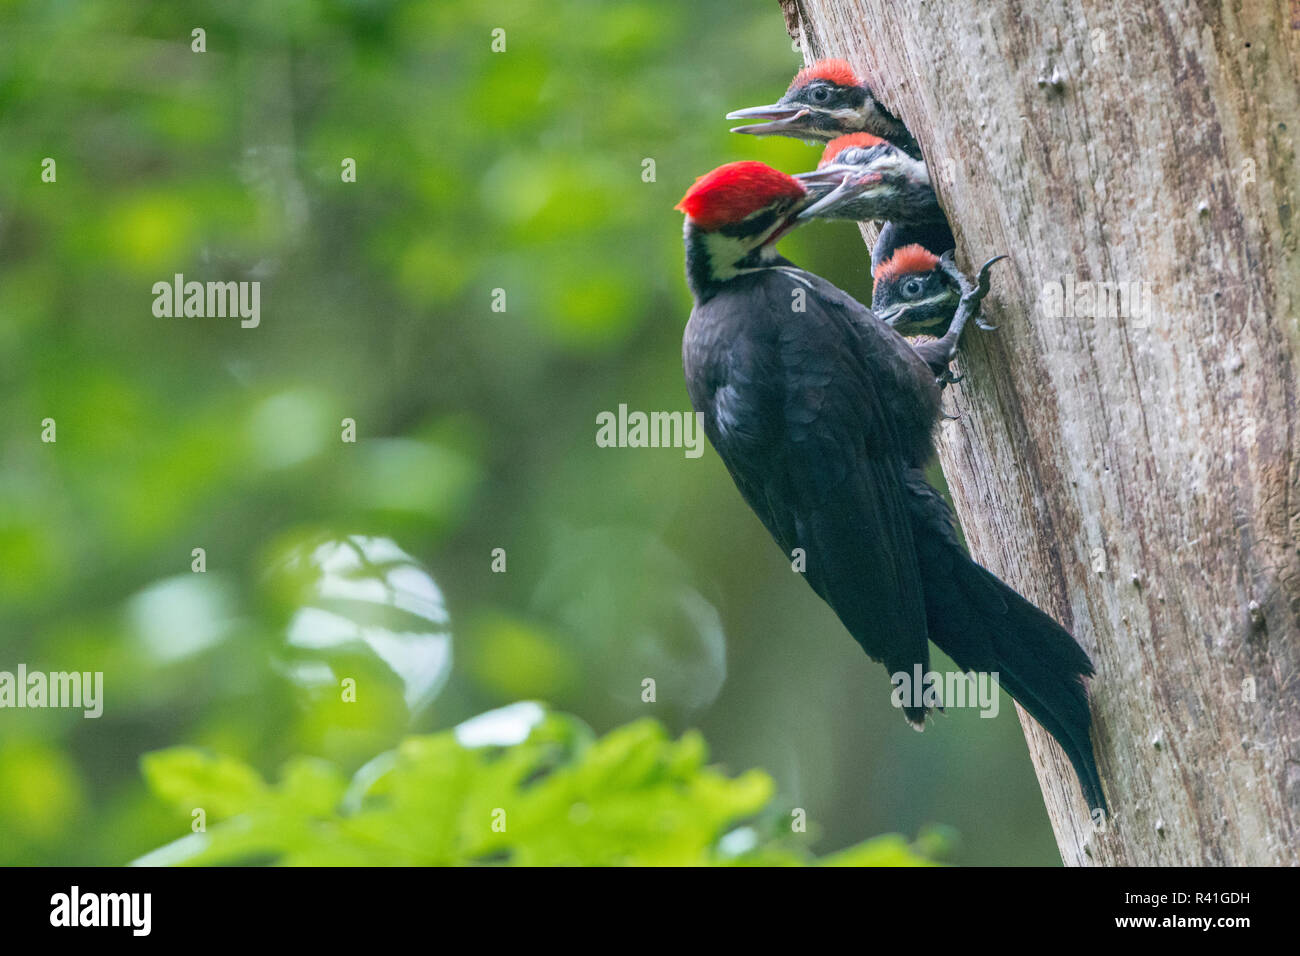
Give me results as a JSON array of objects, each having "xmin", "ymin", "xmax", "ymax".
[
  {"xmin": 940, "ymin": 252, "xmax": 1006, "ymax": 333},
  {"xmin": 928, "ymin": 252, "xmax": 1006, "ymax": 364},
  {"xmin": 936, "ymin": 368, "xmax": 963, "ymax": 389},
  {"xmin": 938, "ymin": 252, "xmax": 1005, "ymax": 301}
]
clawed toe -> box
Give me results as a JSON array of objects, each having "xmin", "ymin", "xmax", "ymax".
[
  {"xmin": 976, "ymin": 255, "xmax": 1008, "ymax": 294},
  {"xmin": 939, "ymin": 253, "xmax": 1007, "ymax": 333}
]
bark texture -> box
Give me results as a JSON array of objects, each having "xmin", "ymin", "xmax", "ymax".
[{"xmin": 781, "ymin": 0, "xmax": 1300, "ymax": 865}]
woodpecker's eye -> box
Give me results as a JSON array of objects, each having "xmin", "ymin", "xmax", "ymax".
[
  {"xmin": 810, "ymin": 86, "xmax": 831, "ymax": 104},
  {"xmin": 902, "ymin": 277, "xmax": 925, "ymax": 298}
]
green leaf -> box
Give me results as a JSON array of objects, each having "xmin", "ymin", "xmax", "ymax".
[
  {"xmin": 140, "ymin": 748, "xmax": 268, "ymax": 820},
  {"xmin": 134, "ymin": 707, "xmax": 946, "ymax": 867}
]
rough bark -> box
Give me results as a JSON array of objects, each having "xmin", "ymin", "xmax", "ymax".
[{"xmin": 781, "ymin": 0, "xmax": 1300, "ymax": 865}]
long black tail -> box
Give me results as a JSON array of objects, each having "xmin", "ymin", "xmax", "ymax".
[{"xmin": 906, "ymin": 472, "xmax": 1107, "ymax": 815}]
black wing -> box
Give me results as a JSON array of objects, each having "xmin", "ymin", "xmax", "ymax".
[{"xmin": 685, "ymin": 269, "xmax": 931, "ymax": 687}]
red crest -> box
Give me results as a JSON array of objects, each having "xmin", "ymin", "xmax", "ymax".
[
  {"xmin": 790, "ymin": 58, "xmax": 861, "ymax": 91},
  {"xmin": 676, "ymin": 162, "xmax": 807, "ymax": 230},
  {"xmin": 874, "ymin": 244, "xmax": 941, "ymax": 281},
  {"xmin": 819, "ymin": 132, "xmax": 889, "ymax": 167}
]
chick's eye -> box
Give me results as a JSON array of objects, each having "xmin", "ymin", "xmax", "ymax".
[
  {"xmin": 902, "ymin": 278, "xmax": 924, "ymax": 298},
  {"xmin": 810, "ymin": 86, "xmax": 830, "ymax": 103}
]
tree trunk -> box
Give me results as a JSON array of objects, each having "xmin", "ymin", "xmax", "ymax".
[{"xmin": 780, "ymin": 0, "xmax": 1300, "ymax": 865}]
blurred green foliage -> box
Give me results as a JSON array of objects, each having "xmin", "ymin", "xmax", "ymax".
[
  {"xmin": 134, "ymin": 706, "xmax": 941, "ymax": 866},
  {"xmin": 0, "ymin": 0, "xmax": 1061, "ymax": 865}
]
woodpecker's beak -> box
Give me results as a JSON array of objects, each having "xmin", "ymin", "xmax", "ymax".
[
  {"xmin": 727, "ymin": 105, "xmax": 813, "ymax": 136},
  {"xmin": 792, "ymin": 166, "xmax": 853, "ymax": 187},
  {"xmin": 786, "ymin": 169, "xmax": 843, "ymax": 202},
  {"xmin": 879, "ymin": 290, "xmax": 959, "ymax": 335},
  {"xmin": 762, "ymin": 189, "xmax": 826, "ymax": 245},
  {"xmin": 796, "ymin": 169, "xmax": 886, "ymax": 219}
]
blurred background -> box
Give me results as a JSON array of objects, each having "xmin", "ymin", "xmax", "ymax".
[{"xmin": 0, "ymin": 0, "xmax": 1059, "ymax": 864}]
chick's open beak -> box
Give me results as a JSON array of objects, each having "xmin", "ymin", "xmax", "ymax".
[
  {"xmin": 726, "ymin": 104, "xmax": 813, "ymax": 136},
  {"xmin": 796, "ymin": 170, "xmax": 885, "ymax": 219}
]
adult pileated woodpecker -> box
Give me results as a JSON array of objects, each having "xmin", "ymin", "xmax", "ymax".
[
  {"xmin": 795, "ymin": 133, "xmax": 955, "ymax": 272},
  {"xmin": 727, "ymin": 59, "xmax": 922, "ymax": 158},
  {"xmin": 677, "ymin": 161, "xmax": 1107, "ymax": 815}
]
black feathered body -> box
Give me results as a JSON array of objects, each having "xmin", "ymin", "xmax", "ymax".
[
  {"xmin": 682, "ymin": 253, "xmax": 1107, "ymax": 812},
  {"xmin": 684, "ymin": 264, "xmax": 940, "ymax": 714}
]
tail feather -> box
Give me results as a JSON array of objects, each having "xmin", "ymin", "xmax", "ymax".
[
  {"xmin": 932, "ymin": 556, "xmax": 1107, "ymax": 814},
  {"xmin": 994, "ymin": 663, "xmax": 1107, "ymax": 815},
  {"xmin": 905, "ymin": 472, "xmax": 1107, "ymax": 814}
]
